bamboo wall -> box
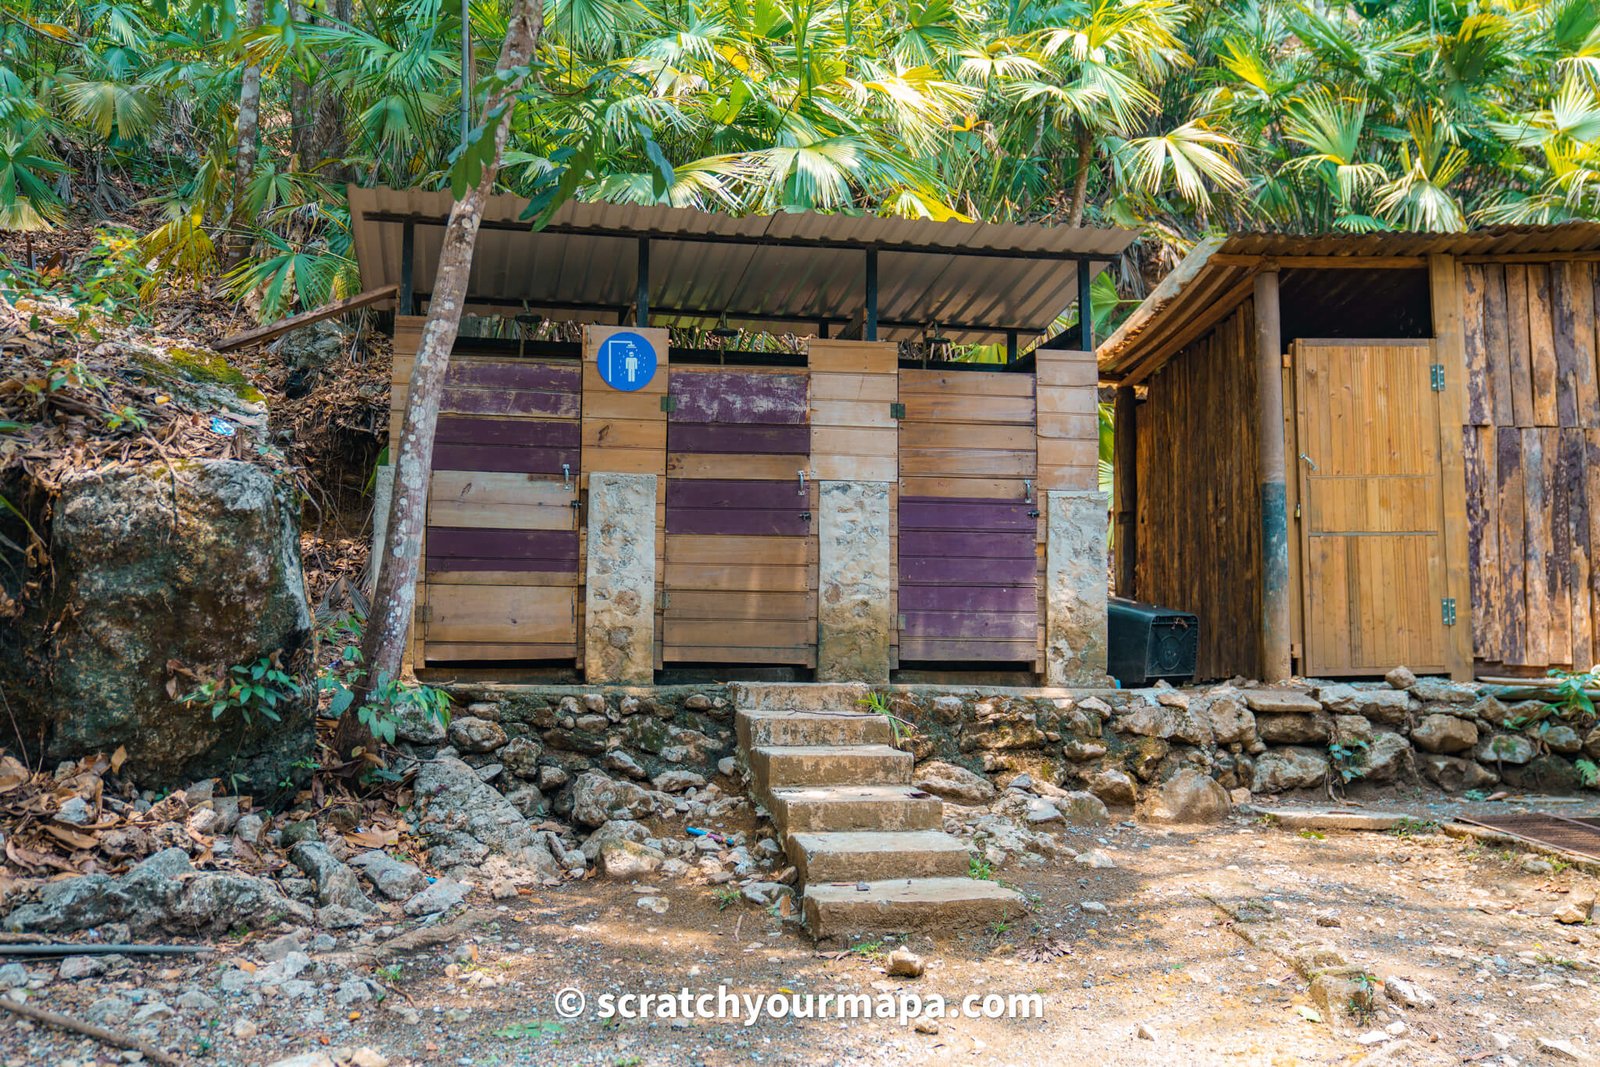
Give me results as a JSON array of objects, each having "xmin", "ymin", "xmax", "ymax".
[
  {"xmin": 1461, "ymin": 260, "xmax": 1600, "ymax": 673},
  {"xmin": 1131, "ymin": 300, "xmax": 1263, "ymax": 679}
]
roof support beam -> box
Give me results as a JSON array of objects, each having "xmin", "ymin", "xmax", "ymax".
[
  {"xmin": 1077, "ymin": 261, "xmax": 1094, "ymax": 351},
  {"xmin": 636, "ymin": 238, "xmax": 650, "ymax": 327},
  {"xmin": 399, "ymin": 221, "xmax": 415, "ymax": 316},
  {"xmin": 1254, "ymin": 270, "xmax": 1292, "ymax": 683},
  {"xmin": 864, "ymin": 248, "xmax": 878, "ymax": 342}
]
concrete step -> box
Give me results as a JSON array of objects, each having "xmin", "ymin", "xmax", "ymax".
[
  {"xmin": 750, "ymin": 744, "xmax": 913, "ymax": 801},
  {"xmin": 802, "ymin": 877, "xmax": 1025, "ymax": 939},
  {"xmin": 730, "ymin": 682, "xmax": 870, "ymax": 712},
  {"xmin": 789, "ymin": 830, "xmax": 970, "ymax": 884},
  {"xmin": 737, "ymin": 709, "xmax": 893, "ymax": 750},
  {"xmin": 767, "ymin": 785, "xmax": 943, "ymax": 835}
]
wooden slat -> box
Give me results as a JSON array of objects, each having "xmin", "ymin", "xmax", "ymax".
[
  {"xmin": 664, "ymin": 590, "xmax": 812, "ymax": 620},
  {"xmin": 1564, "ymin": 428, "xmax": 1593, "ymax": 669},
  {"xmin": 1506, "ymin": 265, "xmax": 1537, "ymax": 428},
  {"xmin": 668, "ymin": 453, "xmax": 799, "ymax": 480},
  {"xmin": 425, "ymin": 585, "xmax": 575, "ymax": 645},
  {"xmin": 664, "ymin": 618, "xmax": 813, "ymax": 647},
  {"xmin": 1527, "ymin": 264, "xmax": 1560, "ymax": 426},
  {"xmin": 1523, "ymin": 427, "xmax": 1551, "ymax": 666},
  {"xmin": 1430, "ymin": 256, "xmax": 1476, "ymax": 680},
  {"xmin": 217, "ymin": 284, "xmax": 398, "ymax": 351},
  {"xmin": 899, "ymin": 369, "xmax": 1035, "ymax": 397},
  {"xmin": 425, "ymin": 642, "xmax": 577, "ymax": 662},
  {"xmin": 666, "ymin": 534, "xmax": 814, "ymax": 566},
  {"xmin": 1553, "ymin": 261, "xmax": 1600, "ymax": 428},
  {"xmin": 1496, "ymin": 427, "xmax": 1527, "ymax": 666},
  {"xmin": 1462, "ymin": 263, "xmax": 1493, "ymax": 426},
  {"xmin": 663, "ymin": 563, "xmax": 811, "ymax": 592}
]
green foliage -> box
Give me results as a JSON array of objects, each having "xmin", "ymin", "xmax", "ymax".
[
  {"xmin": 1327, "ymin": 738, "xmax": 1371, "ymax": 784},
  {"xmin": 1578, "ymin": 759, "xmax": 1600, "ymax": 789},
  {"xmin": 181, "ymin": 655, "xmax": 299, "ymax": 728},
  {"xmin": 711, "ymin": 885, "xmax": 741, "ymax": 911},
  {"xmin": 1387, "ymin": 817, "xmax": 1440, "ymax": 837},
  {"xmin": 1545, "ymin": 666, "xmax": 1598, "ymax": 723},
  {"xmin": 968, "ymin": 854, "xmax": 994, "ymax": 880},
  {"xmin": 315, "ymin": 612, "xmax": 451, "ymax": 758},
  {"xmin": 491, "ymin": 1020, "xmax": 565, "ymax": 1039},
  {"xmin": 858, "ymin": 691, "xmax": 912, "ymax": 745}
]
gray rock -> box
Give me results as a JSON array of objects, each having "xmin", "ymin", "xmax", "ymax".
[
  {"xmin": 580, "ymin": 819, "xmax": 650, "ymax": 861},
  {"xmin": 1023, "ymin": 797, "xmax": 1062, "ymax": 824},
  {"xmin": 1385, "ymin": 666, "xmax": 1418, "ymax": 690},
  {"xmin": 1251, "ymin": 748, "xmax": 1330, "ymax": 793},
  {"xmin": 1118, "ymin": 702, "xmax": 1212, "ymax": 745},
  {"xmin": 1332, "ymin": 715, "xmax": 1375, "ymax": 746},
  {"xmin": 1503, "ymin": 755, "xmax": 1584, "ymax": 794},
  {"xmin": 1412, "ymin": 714, "xmax": 1478, "ymax": 754},
  {"xmin": 11, "ymin": 460, "xmax": 312, "ymax": 791},
  {"xmin": 56, "ymin": 796, "xmax": 93, "ymax": 825},
  {"xmin": 1196, "ymin": 692, "xmax": 1256, "ymax": 745},
  {"xmin": 652, "ymin": 769, "xmax": 707, "ymax": 793},
  {"xmin": 1410, "ymin": 678, "xmax": 1479, "ymax": 704},
  {"xmin": 537, "ymin": 765, "xmax": 570, "ymax": 791},
  {"xmin": 1243, "ymin": 689, "xmax": 1322, "ymax": 714},
  {"xmin": 601, "ymin": 749, "xmax": 649, "ymax": 779},
  {"xmin": 1255, "ymin": 712, "xmax": 1332, "ymax": 745},
  {"xmin": 176, "ymin": 989, "xmax": 220, "ymax": 1011},
  {"xmin": 348, "ymin": 850, "xmax": 427, "ymax": 901},
  {"xmin": 503, "ymin": 785, "xmax": 546, "ymax": 819},
  {"xmin": 1475, "ymin": 732, "xmax": 1535, "ymax": 765},
  {"xmin": 913, "ymin": 760, "xmax": 995, "ymax": 803},
  {"xmin": 1319, "ymin": 684, "xmax": 1413, "ymax": 723},
  {"xmin": 500, "ymin": 736, "xmax": 543, "ymax": 779},
  {"xmin": 1417, "ymin": 754, "xmax": 1499, "ymax": 792},
  {"xmin": 233, "ymin": 812, "xmax": 265, "ymax": 845},
  {"xmin": 1541, "ymin": 725, "xmax": 1584, "ymax": 755},
  {"xmin": 0, "ymin": 963, "xmax": 29, "ymax": 989},
  {"xmin": 1140, "ymin": 769, "xmax": 1230, "ymax": 824},
  {"xmin": 58, "ymin": 954, "xmax": 106, "ymax": 980},
  {"xmin": 598, "ymin": 840, "xmax": 665, "ymax": 879},
  {"xmin": 335, "ymin": 977, "xmax": 382, "ymax": 1007},
  {"xmin": 402, "ymin": 879, "xmax": 469, "ymax": 917},
  {"xmin": 288, "ymin": 842, "xmax": 377, "ymax": 916},
  {"xmin": 1056, "ymin": 791, "xmax": 1110, "ymax": 826},
  {"xmin": 1353, "ymin": 731, "xmax": 1412, "ymax": 783},
  {"xmin": 570, "ymin": 771, "xmax": 659, "ymax": 828},
  {"xmin": 447, "ymin": 716, "xmax": 507, "ymax": 754},
  {"xmin": 413, "ymin": 756, "xmax": 561, "ymax": 878},
  {"xmin": 1085, "ymin": 768, "xmax": 1137, "ymax": 807}
]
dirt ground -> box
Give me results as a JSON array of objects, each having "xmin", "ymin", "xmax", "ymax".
[{"xmin": 6, "ymin": 792, "xmax": 1600, "ymax": 1067}]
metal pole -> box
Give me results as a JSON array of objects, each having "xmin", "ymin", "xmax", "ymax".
[
  {"xmin": 460, "ymin": 0, "xmax": 472, "ymax": 148},
  {"xmin": 1254, "ymin": 269, "xmax": 1291, "ymax": 681},
  {"xmin": 864, "ymin": 248, "xmax": 878, "ymax": 342},
  {"xmin": 1077, "ymin": 260, "xmax": 1095, "ymax": 351},
  {"xmin": 636, "ymin": 238, "xmax": 650, "ymax": 327},
  {"xmin": 1006, "ymin": 329, "xmax": 1018, "ymax": 364},
  {"xmin": 399, "ymin": 221, "xmax": 415, "ymax": 316}
]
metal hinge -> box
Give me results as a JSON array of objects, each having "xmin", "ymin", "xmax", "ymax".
[
  {"xmin": 897, "ymin": 613, "xmax": 907, "ymax": 630},
  {"xmin": 889, "ymin": 402, "xmax": 906, "ymax": 420},
  {"xmin": 1430, "ymin": 364, "xmax": 1445, "ymax": 391},
  {"xmin": 1441, "ymin": 597, "xmax": 1457, "ymax": 626},
  {"xmin": 657, "ymin": 591, "xmax": 670, "ymax": 610},
  {"xmin": 659, "ymin": 395, "xmax": 677, "ymax": 412}
]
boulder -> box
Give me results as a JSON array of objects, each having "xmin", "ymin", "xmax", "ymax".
[
  {"xmin": 1117, "ymin": 701, "xmax": 1212, "ymax": 745},
  {"xmin": 1502, "ymin": 755, "xmax": 1584, "ymax": 794},
  {"xmin": 1139, "ymin": 768, "xmax": 1230, "ymax": 825},
  {"xmin": 288, "ymin": 842, "xmax": 377, "ymax": 918},
  {"xmin": 1196, "ymin": 692, "xmax": 1256, "ymax": 745},
  {"xmin": 348, "ymin": 851, "xmax": 426, "ymax": 901},
  {"xmin": 1385, "ymin": 666, "xmax": 1417, "ymax": 690},
  {"xmin": 598, "ymin": 840, "xmax": 666, "ymax": 879},
  {"xmin": 1475, "ymin": 733, "xmax": 1536, "ymax": 765},
  {"xmin": 1410, "ymin": 678, "xmax": 1479, "ymax": 704},
  {"xmin": 1243, "ymin": 689, "xmax": 1322, "ymax": 714},
  {"xmin": 413, "ymin": 757, "xmax": 561, "ymax": 878},
  {"xmin": 1411, "ymin": 714, "xmax": 1478, "ymax": 754},
  {"xmin": 11, "ymin": 461, "xmax": 312, "ymax": 790},
  {"xmin": 500, "ymin": 736, "xmax": 543, "ymax": 779},
  {"xmin": 1085, "ymin": 768, "xmax": 1137, "ymax": 807},
  {"xmin": 913, "ymin": 761, "xmax": 996, "ymax": 804},
  {"xmin": 1353, "ymin": 731, "xmax": 1411, "ymax": 783},
  {"xmin": 1255, "ymin": 712, "xmax": 1332, "ymax": 745},
  {"xmin": 570, "ymin": 771, "xmax": 659, "ymax": 827},
  {"xmin": 1541, "ymin": 725, "xmax": 1584, "ymax": 755},
  {"xmin": 1417, "ymin": 754, "xmax": 1499, "ymax": 793},
  {"xmin": 1318, "ymin": 684, "xmax": 1412, "ymax": 724},
  {"xmin": 447, "ymin": 716, "xmax": 507, "ymax": 754},
  {"xmin": 1251, "ymin": 748, "xmax": 1330, "ymax": 793},
  {"xmin": 1056, "ymin": 791, "xmax": 1110, "ymax": 826},
  {"xmin": 580, "ymin": 819, "xmax": 651, "ymax": 861}
]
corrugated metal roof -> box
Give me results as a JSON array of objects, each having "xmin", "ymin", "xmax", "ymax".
[
  {"xmin": 348, "ymin": 186, "xmax": 1136, "ymax": 344},
  {"xmin": 1098, "ymin": 222, "xmax": 1600, "ymax": 381}
]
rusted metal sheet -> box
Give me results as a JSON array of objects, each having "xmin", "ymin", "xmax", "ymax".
[{"xmin": 1456, "ymin": 812, "xmax": 1600, "ymax": 861}]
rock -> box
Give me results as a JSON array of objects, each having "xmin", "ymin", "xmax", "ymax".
[
  {"xmin": 1410, "ymin": 678, "xmax": 1478, "ymax": 704},
  {"xmin": 1417, "ymin": 753, "xmax": 1500, "ymax": 793},
  {"xmin": 56, "ymin": 795, "xmax": 93, "ymax": 825},
  {"xmin": 259, "ymin": 932, "xmax": 308, "ymax": 963},
  {"xmin": 886, "ymin": 948, "xmax": 925, "ymax": 978},
  {"xmin": 580, "ymin": 819, "xmax": 650, "ymax": 861},
  {"xmin": 348, "ymin": 1051, "xmax": 389, "ymax": 1067},
  {"xmin": 11, "ymin": 460, "xmax": 312, "ymax": 791},
  {"xmin": 1504, "ymin": 754, "xmax": 1584, "ymax": 794},
  {"xmin": 1056, "ymin": 791, "xmax": 1110, "ymax": 826},
  {"xmin": 635, "ymin": 895, "xmax": 669, "ymax": 914},
  {"xmin": 1544, "ymin": 725, "xmax": 1585, "ymax": 755},
  {"xmin": 1140, "ymin": 768, "xmax": 1230, "ymax": 824},
  {"xmin": 1412, "ymin": 714, "xmax": 1478, "ymax": 754},
  {"xmin": 1254, "ymin": 712, "xmax": 1332, "ymax": 744},
  {"xmin": 717, "ymin": 757, "xmax": 738, "ymax": 778},
  {"xmin": 289, "ymin": 842, "xmax": 377, "ymax": 916},
  {"xmin": 1075, "ymin": 849, "xmax": 1116, "ymax": 869},
  {"xmin": 1385, "ymin": 666, "xmax": 1417, "ymax": 690},
  {"xmin": 1118, "ymin": 702, "xmax": 1212, "ymax": 745},
  {"xmin": 1251, "ymin": 748, "xmax": 1330, "ymax": 793},
  {"xmin": 1137, "ymin": 1023, "xmax": 1158, "ymax": 1041},
  {"xmin": 500, "ymin": 736, "xmax": 543, "ymax": 779},
  {"xmin": 1243, "ymin": 689, "xmax": 1322, "ymax": 714},
  {"xmin": 1353, "ymin": 731, "xmax": 1412, "ymax": 783},
  {"xmin": 1023, "ymin": 797, "xmax": 1062, "ymax": 824},
  {"xmin": 336, "ymin": 977, "xmax": 381, "ymax": 1006},
  {"xmin": 133, "ymin": 1002, "xmax": 174, "ymax": 1023},
  {"xmin": 741, "ymin": 882, "xmax": 791, "ymax": 906},
  {"xmin": 913, "ymin": 761, "xmax": 995, "ymax": 804},
  {"xmin": 58, "ymin": 954, "xmax": 106, "ymax": 980},
  {"xmin": 265, "ymin": 1055, "xmax": 336, "ymax": 1067},
  {"xmin": 1331, "ymin": 714, "xmax": 1375, "ymax": 746},
  {"xmin": 1081, "ymin": 900, "xmax": 1108, "ymax": 914},
  {"xmin": 281, "ymin": 820, "xmax": 320, "ymax": 848},
  {"xmin": 1196, "ymin": 692, "xmax": 1255, "ymax": 745},
  {"xmin": 503, "ymin": 786, "xmax": 546, "ymax": 819},
  {"xmin": 1535, "ymin": 1038, "xmax": 1586, "ymax": 1062},
  {"xmin": 0, "ymin": 963, "xmax": 26, "ymax": 989},
  {"xmin": 599, "ymin": 840, "xmax": 665, "ymax": 879},
  {"xmin": 412, "ymin": 757, "xmax": 562, "ymax": 878},
  {"xmin": 652, "ymin": 769, "xmax": 706, "ymax": 793},
  {"xmin": 602, "ymin": 749, "xmax": 649, "ymax": 779},
  {"xmin": 1475, "ymin": 733, "xmax": 1536, "ymax": 765},
  {"xmin": 1085, "ymin": 768, "xmax": 1137, "ymax": 807},
  {"xmin": 403, "ymin": 879, "xmax": 469, "ymax": 917},
  {"xmin": 176, "ymin": 989, "xmax": 220, "ymax": 1011},
  {"xmin": 570, "ymin": 771, "xmax": 659, "ymax": 827},
  {"xmin": 1554, "ymin": 896, "xmax": 1594, "ymax": 925},
  {"xmin": 1381, "ymin": 975, "xmax": 1435, "ymax": 1010},
  {"xmin": 447, "ymin": 716, "xmax": 507, "ymax": 754},
  {"xmin": 348, "ymin": 850, "xmax": 427, "ymax": 901}
]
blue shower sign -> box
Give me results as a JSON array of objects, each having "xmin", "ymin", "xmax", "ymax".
[{"xmin": 597, "ymin": 331, "xmax": 657, "ymax": 392}]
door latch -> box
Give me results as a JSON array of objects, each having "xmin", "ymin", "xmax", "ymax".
[
  {"xmin": 797, "ymin": 469, "xmax": 807, "ymax": 496},
  {"xmin": 1299, "ymin": 452, "xmax": 1317, "ymax": 471},
  {"xmin": 562, "ymin": 462, "xmax": 573, "ymax": 491},
  {"xmin": 1023, "ymin": 478, "xmax": 1033, "ymax": 504}
]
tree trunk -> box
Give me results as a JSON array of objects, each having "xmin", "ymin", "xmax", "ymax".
[
  {"xmin": 307, "ymin": 0, "xmax": 354, "ymax": 179},
  {"xmin": 227, "ymin": 0, "xmax": 267, "ymax": 269},
  {"xmin": 334, "ymin": 0, "xmax": 545, "ymax": 758},
  {"xmin": 1067, "ymin": 124, "xmax": 1094, "ymax": 228},
  {"xmin": 287, "ymin": 0, "xmax": 312, "ymax": 165}
]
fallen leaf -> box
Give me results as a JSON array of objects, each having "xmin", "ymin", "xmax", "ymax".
[
  {"xmin": 43, "ymin": 824, "xmax": 99, "ymax": 850},
  {"xmin": 110, "ymin": 746, "xmax": 127, "ymax": 773}
]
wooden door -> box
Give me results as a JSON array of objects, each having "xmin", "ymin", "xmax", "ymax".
[
  {"xmin": 897, "ymin": 368, "xmax": 1040, "ymax": 665},
  {"xmin": 1293, "ymin": 340, "xmax": 1450, "ymax": 674},
  {"xmin": 419, "ymin": 358, "xmax": 581, "ymax": 663},
  {"xmin": 662, "ymin": 367, "xmax": 817, "ymax": 666}
]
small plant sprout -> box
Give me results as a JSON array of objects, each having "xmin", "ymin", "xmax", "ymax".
[{"xmin": 857, "ymin": 692, "xmax": 913, "ymax": 745}]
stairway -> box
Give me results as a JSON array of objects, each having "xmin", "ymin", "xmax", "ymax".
[{"xmin": 733, "ymin": 683, "xmax": 1024, "ymax": 940}]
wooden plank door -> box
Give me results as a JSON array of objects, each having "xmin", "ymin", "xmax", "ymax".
[
  {"xmin": 897, "ymin": 368, "xmax": 1039, "ymax": 664},
  {"xmin": 662, "ymin": 367, "xmax": 817, "ymax": 666},
  {"xmin": 420, "ymin": 358, "xmax": 581, "ymax": 663},
  {"xmin": 1293, "ymin": 340, "xmax": 1450, "ymax": 675}
]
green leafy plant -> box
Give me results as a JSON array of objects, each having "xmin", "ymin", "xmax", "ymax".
[
  {"xmin": 316, "ymin": 612, "xmax": 451, "ymax": 760},
  {"xmin": 491, "ymin": 1020, "xmax": 564, "ymax": 1039},
  {"xmin": 1326, "ymin": 738, "xmax": 1370, "ymax": 785},
  {"xmin": 711, "ymin": 885, "xmax": 741, "ymax": 911},
  {"xmin": 1578, "ymin": 759, "xmax": 1600, "ymax": 789},
  {"xmin": 858, "ymin": 692, "xmax": 912, "ymax": 745},
  {"xmin": 1388, "ymin": 817, "xmax": 1440, "ymax": 838},
  {"xmin": 1546, "ymin": 667, "xmax": 1598, "ymax": 723},
  {"xmin": 181, "ymin": 654, "xmax": 299, "ymax": 728},
  {"xmin": 968, "ymin": 855, "xmax": 994, "ymax": 881}
]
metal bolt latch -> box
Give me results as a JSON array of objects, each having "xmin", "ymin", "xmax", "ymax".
[
  {"xmin": 797, "ymin": 469, "xmax": 807, "ymax": 496},
  {"xmin": 562, "ymin": 462, "xmax": 573, "ymax": 490}
]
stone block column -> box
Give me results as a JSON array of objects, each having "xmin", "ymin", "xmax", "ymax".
[
  {"xmin": 817, "ymin": 481, "xmax": 892, "ymax": 682},
  {"xmin": 1045, "ymin": 489, "xmax": 1111, "ymax": 686},
  {"xmin": 584, "ymin": 472, "xmax": 658, "ymax": 684}
]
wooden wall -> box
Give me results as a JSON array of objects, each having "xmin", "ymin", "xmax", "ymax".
[
  {"xmin": 1461, "ymin": 260, "xmax": 1600, "ymax": 673},
  {"xmin": 1131, "ymin": 300, "xmax": 1263, "ymax": 679}
]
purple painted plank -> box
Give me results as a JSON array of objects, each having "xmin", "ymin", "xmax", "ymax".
[
  {"xmin": 900, "ymin": 497, "xmax": 1036, "ymax": 531},
  {"xmin": 669, "ymin": 370, "xmax": 809, "ymax": 425},
  {"xmin": 899, "ymin": 636, "xmax": 1036, "ymax": 663},
  {"xmin": 666, "ymin": 508, "xmax": 809, "ymax": 536},
  {"xmin": 435, "ymin": 416, "xmax": 579, "ymax": 448},
  {"xmin": 447, "ymin": 361, "xmax": 580, "ymax": 392},
  {"xmin": 424, "ymin": 555, "xmax": 572, "ymax": 574},
  {"xmin": 900, "ymin": 556, "xmax": 1037, "ymax": 586},
  {"xmin": 901, "ymin": 611, "xmax": 1036, "ymax": 640},
  {"xmin": 899, "ymin": 531, "xmax": 1036, "ymax": 560},
  {"xmin": 668, "ymin": 423, "xmax": 810, "ymax": 455},
  {"xmin": 427, "ymin": 526, "xmax": 579, "ymax": 562},
  {"xmin": 432, "ymin": 443, "xmax": 579, "ymax": 474},
  {"xmin": 667, "ymin": 479, "xmax": 808, "ymax": 510},
  {"xmin": 898, "ymin": 585, "xmax": 1037, "ymax": 613},
  {"xmin": 443, "ymin": 386, "xmax": 580, "ymax": 418}
]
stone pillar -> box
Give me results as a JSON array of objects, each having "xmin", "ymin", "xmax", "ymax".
[
  {"xmin": 584, "ymin": 472, "xmax": 657, "ymax": 684},
  {"xmin": 1045, "ymin": 489, "xmax": 1111, "ymax": 686},
  {"xmin": 817, "ymin": 481, "xmax": 892, "ymax": 682}
]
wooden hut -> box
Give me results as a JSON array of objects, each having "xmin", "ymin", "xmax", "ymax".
[
  {"xmin": 349, "ymin": 187, "xmax": 1135, "ymax": 685},
  {"xmin": 1097, "ymin": 223, "xmax": 1600, "ymax": 683}
]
